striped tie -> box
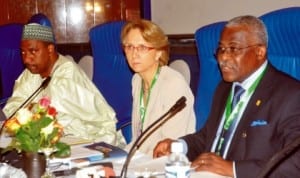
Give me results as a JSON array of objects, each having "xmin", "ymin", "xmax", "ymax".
[
  {"xmin": 232, "ymin": 85, "xmax": 245, "ymax": 110},
  {"xmin": 219, "ymin": 84, "xmax": 245, "ymax": 156}
]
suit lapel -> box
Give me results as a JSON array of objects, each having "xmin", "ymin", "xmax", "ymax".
[
  {"xmin": 205, "ymin": 81, "xmax": 232, "ymax": 149},
  {"xmin": 228, "ymin": 65, "xmax": 276, "ymax": 154}
]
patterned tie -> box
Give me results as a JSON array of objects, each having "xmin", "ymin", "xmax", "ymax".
[
  {"xmin": 232, "ymin": 84, "xmax": 245, "ymax": 110},
  {"xmin": 219, "ymin": 84, "xmax": 245, "ymax": 156}
]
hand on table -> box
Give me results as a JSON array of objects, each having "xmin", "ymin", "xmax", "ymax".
[
  {"xmin": 152, "ymin": 138, "xmax": 174, "ymax": 158},
  {"xmin": 192, "ymin": 152, "xmax": 233, "ymax": 177}
]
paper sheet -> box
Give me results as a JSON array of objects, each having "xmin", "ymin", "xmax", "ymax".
[{"xmin": 60, "ymin": 136, "xmax": 93, "ymax": 146}]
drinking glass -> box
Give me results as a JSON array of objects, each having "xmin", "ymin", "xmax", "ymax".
[{"xmin": 40, "ymin": 147, "xmax": 57, "ymax": 178}]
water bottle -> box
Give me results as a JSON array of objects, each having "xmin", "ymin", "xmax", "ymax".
[{"xmin": 165, "ymin": 141, "xmax": 190, "ymax": 178}]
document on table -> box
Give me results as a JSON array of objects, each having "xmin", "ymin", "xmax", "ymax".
[
  {"xmin": 60, "ymin": 136, "xmax": 93, "ymax": 146},
  {"xmin": 127, "ymin": 156, "xmax": 232, "ymax": 178},
  {"xmin": 51, "ymin": 141, "xmax": 127, "ymax": 173},
  {"xmin": 51, "ymin": 145, "xmax": 104, "ymax": 169}
]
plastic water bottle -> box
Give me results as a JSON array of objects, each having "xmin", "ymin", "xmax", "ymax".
[{"xmin": 165, "ymin": 141, "xmax": 190, "ymax": 178}]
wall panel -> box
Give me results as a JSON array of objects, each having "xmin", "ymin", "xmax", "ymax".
[
  {"xmin": 8, "ymin": 0, "xmax": 37, "ymax": 23},
  {"xmin": 0, "ymin": 0, "xmax": 140, "ymax": 43}
]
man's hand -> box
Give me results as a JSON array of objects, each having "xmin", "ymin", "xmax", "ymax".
[
  {"xmin": 153, "ymin": 138, "xmax": 174, "ymax": 158},
  {"xmin": 191, "ymin": 152, "xmax": 233, "ymax": 177}
]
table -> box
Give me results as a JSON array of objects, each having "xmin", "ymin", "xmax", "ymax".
[
  {"xmin": 116, "ymin": 154, "xmax": 231, "ymax": 178},
  {"xmin": 1, "ymin": 137, "xmax": 231, "ymax": 178}
]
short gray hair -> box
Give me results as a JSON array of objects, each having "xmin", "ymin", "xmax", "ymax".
[{"xmin": 225, "ymin": 15, "xmax": 268, "ymax": 47}]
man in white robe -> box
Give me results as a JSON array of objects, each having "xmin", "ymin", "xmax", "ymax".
[{"xmin": 3, "ymin": 23, "xmax": 125, "ymax": 147}]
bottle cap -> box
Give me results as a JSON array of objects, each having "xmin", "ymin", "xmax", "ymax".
[{"xmin": 171, "ymin": 142, "xmax": 183, "ymax": 153}]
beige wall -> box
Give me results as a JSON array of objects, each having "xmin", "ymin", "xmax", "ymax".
[{"xmin": 152, "ymin": 0, "xmax": 300, "ymax": 34}]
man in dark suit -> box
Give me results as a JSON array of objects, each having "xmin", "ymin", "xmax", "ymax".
[{"xmin": 153, "ymin": 15, "xmax": 300, "ymax": 177}]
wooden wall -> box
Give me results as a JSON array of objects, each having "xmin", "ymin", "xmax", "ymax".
[
  {"xmin": 0, "ymin": 0, "xmax": 140, "ymax": 43},
  {"xmin": 0, "ymin": 0, "xmax": 199, "ymax": 94}
]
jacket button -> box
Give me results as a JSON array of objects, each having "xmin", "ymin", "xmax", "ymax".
[{"xmin": 242, "ymin": 132, "xmax": 247, "ymax": 138}]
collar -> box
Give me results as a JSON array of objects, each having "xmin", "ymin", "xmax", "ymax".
[{"xmin": 233, "ymin": 60, "xmax": 268, "ymax": 90}]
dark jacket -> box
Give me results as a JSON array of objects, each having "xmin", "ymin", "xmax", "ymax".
[{"xmin": 182, "ymin": 64, "xmax": 300, "ymax": 178}]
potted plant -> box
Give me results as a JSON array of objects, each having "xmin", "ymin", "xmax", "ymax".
[{"xmin": 2, "ymin": 96, "xmax": 70, "ymax": 178}]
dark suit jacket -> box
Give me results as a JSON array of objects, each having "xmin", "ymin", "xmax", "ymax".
[{"xmin": 182, "ymin": 64, "xmax": 300, "ymax": 177}]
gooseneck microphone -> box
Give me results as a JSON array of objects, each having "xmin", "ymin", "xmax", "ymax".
[
  {"xmin": 257, "ymin": 136, "xmax": 300, "ymax": 178},
  {"xmin": 0, "ymin": 76, "xmax": 51, "ymax": 135},
  {"xmin": 120, "ymin": 96, "xmax": 187, "ymax": 178}
]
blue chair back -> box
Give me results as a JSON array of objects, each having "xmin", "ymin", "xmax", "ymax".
[
  {"xmin": 89, "ymin": 21, "xmax": 133, "ymax": 143},
  {"xmin": 28, "ymin": 13, "xmax": 53, "ymax": 28},
  {"xmin": 194, "ymin": 21, "xmax": 225, "ymax": 130},
  {"xmin": 260, "ymin": 7, "xmax": 300, "ymax": 80},
  {"xmin": 0, "ymin": 23, "xmax": 24, "ymax": 106}
]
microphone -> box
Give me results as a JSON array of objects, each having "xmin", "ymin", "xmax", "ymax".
[
  {"xmin": 257, "ymin": 136, "xmax": 300, "ymax": 178},
  {"xmin": 0, "ymin": 76, "xmax": 51, "ymax": 135},
  {"xmin": 120, "ymin": 96, "xmax": 187, "ymax": 178}
]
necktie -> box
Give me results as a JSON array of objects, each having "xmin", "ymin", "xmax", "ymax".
[
  {"xmin": 232, "ymin": 84, "xmax": 245, "ymax": 110},
  {"xmin": 219, "ymin": 84, "xmax": 245, "ymax": 156}
]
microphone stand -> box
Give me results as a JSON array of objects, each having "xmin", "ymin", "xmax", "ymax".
[
  {"xmin": 0, "ymin": 76, "xmax": 51, "ymax": 135},
  {"xmin": 257, "ymin": 136, "xmax": 300, "ymax": 178},
  {"xmin": 119, "ymin": 96, "xmax": 187, "ymax": 178}
]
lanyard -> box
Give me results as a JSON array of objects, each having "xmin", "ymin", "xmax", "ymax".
[
  {"xmin": 223, "ymin": 68, "xmax": 266, "ymax": 130},
  {"xmin": 139, "ymin": 67, "xmax": 160, "ymax": 131},
  {"xmin": 215, "ymin": 68, "xmax": 266, "ymax": 156}
]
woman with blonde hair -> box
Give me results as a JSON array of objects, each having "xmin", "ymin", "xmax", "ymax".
[{"xmin": 121, "ymin": 19, "xmax": 196, "ymax": 156}]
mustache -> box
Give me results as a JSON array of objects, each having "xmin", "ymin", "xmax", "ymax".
[{"xmin": 218, "ymin": 61, "xmax": 235, "ymax": 69}]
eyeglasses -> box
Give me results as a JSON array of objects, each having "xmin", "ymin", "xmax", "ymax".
[
  {"xmin": 123, "ymin": 44, "xmax": 155, "ymax": 53},
  {"xmin": 215, "ymin": 44, "xmax": 260, "ymax": 57}
]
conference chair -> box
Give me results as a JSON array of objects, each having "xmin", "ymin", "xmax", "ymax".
[
  {"xmin": 89, "ymin": 21, "xmax": 133, "ymax": 143},
  {"xmin": 65, "ymin": 55, "xmax": 75, "ymax": 61},
  {"xmin": 169, "ymin": 59, "xmax": 191, "ymax": 85},
  {"xmin": 28, "ymin": 13, "xmax": 53, "ymax": 27},
  {"xmin": 78, "ymin": 55, "xmax": 93, "ymax": 80},
  {"xmin": 194, "ymin": 21, "xmax": 225, "ymax": 130},
  {"xmin": 0, "ymin": 23, "xmax": 24, "ymax": 107},
  {"xmin": 260, "ymin": 7, "xmax": 300, "ymax": 80}
]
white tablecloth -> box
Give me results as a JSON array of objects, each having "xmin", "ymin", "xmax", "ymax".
[
  {"xmin": 113, "ymin": 153, "xmax": 231, "ymax": 178},
  {"xmin": 1, "ymin": 137, "xmax": 231, "ymax": 178}
]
